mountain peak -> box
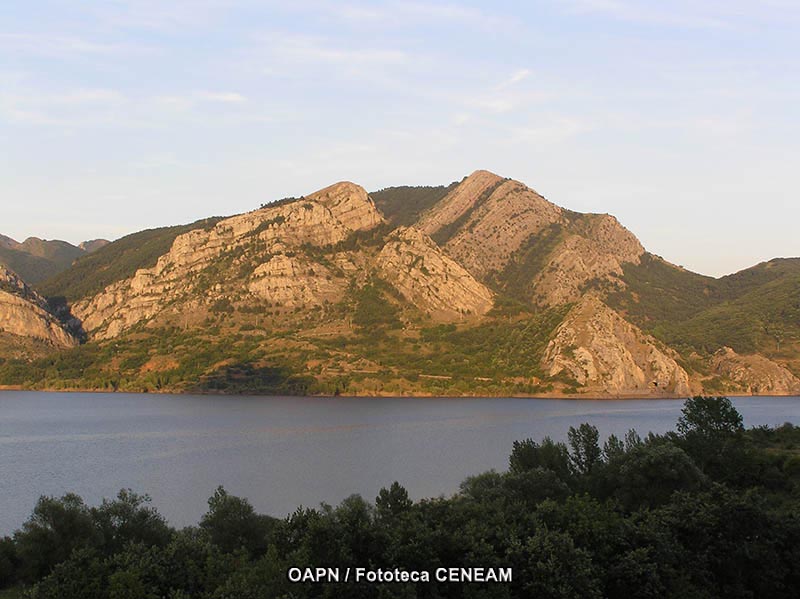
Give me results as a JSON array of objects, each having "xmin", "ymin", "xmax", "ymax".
[
  {"xmin": 307, "ymin": 181, "xmax": 384, "ymax": 231},
  {"xmin": 464, "ymin": 169, "xmax": 504, "ymax": 182},
  {"xmin": 0, "ymin": 234, "xmax": 20, "ymax": 250},
  {"xmin": 79, "ymin": 239, "xmax": 110, "ymax": 253}
]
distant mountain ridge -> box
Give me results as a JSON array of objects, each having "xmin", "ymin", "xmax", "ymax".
[
  {"xmin": 0, "ymin": 235, "xmax": 109, "ymax": 284},
  {"xmin": 1, "ymin": 170, "xmax": 798, "ymax": 397}
]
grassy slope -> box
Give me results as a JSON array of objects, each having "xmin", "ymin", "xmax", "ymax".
[
  {"xmin": 662, "ymin": 273, "xmax": 800, "ymax": 356},
  {"xmin": 36, "ymin": 217, "xmax": 223, "ymax": 302},
  {"xmin": 0, "ymin": 242, "xmax": 84, "ymax": 284},
  {"xmin": 608, "ymin": 255, "xmax": 800, "ymax": 357}
]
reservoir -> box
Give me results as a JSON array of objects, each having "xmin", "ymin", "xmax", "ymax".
[{"xmin": 1, "ymin": 391, "xmax": 798, "ymax": 534}]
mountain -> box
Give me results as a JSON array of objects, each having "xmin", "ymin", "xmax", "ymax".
[
  {"xmin": 36, "ymin": 219, "xmax": 222, "ymax": 302},
  {"xmin": 1, "ymin": 170, "xmax": 798, "ymax": 397},
  {"xmin": 0, "ymin": 265, "xmax": 78, "ymax": 361},
  {"xmin": 78, "ymin": 239, "xmax": 111, "ymax": 253},
  {"xmin": 0, "ymin": 235, "xmax": 109, "ymax": 284}
]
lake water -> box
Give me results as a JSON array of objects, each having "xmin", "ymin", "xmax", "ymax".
[{"xmin": 1, "ymin": 391, "xmax": 798, "ymax": 534}]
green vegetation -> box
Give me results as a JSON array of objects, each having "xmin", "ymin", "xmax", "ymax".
[
  {"xmin": 1, "ymin": 398, "xmax": 799, "ymax": 598},
  {"xmin": 352, "ymin": 281, "xmax": 402, "ymax": 332},
  {"xmin": 605, "ymin": 253, "xmax": 721, "ymax": 328},
  {"xmin": 0, "ymin": 248, "xmax": 66, "ymax": 286},
  {"xmin": 608, "ymin": 255, "xmax": 800, "ymax": 356},
  {"xmin": 36, "ymin": 218, "xmax": 223, "ymax": 302},
  {"xmin": 0, "ymin": 239, "xmax": 85, "ymax": 284},
  {"xmin": 662, "ymin": 273, "xmax": 800, "ymax": 355},
  {"xmin": 369, "ymin": 184, "xmax": 457, "ymax": 226},
  {"xmin": 492, "ymin": 223, "xmax": 566, "ymax": 302},
  {"xmin": 0, "ymin": 298, "xmax": 572, "ymax": 396}
]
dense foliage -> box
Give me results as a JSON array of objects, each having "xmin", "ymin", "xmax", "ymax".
[
  {"xmin": 607, "ymin": 255, "xmax": 800, "ymax": 357},
  {"xmin": 370, "ymin": 185, "xmax": 457, "ymax": 227},
  {"xmin": 0, "ymin": 300, "xmax": 571, "ymax": 396},
  {"xmin": 1, "ymin": 397, "xmax": 798, "ymax": 598}
]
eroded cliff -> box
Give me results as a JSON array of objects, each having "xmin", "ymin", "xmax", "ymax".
[{"xmin": 541, "ymin": 295, "xmax": 691, "ymax": 395}]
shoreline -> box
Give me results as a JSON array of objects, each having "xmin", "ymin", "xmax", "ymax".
[{"xmin": 1, "ymin": 385, "xmax": 798, "ymax": 400}]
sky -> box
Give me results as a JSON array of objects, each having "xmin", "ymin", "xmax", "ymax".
[{"xmin": 1, "ymin": 1, "xmax": 798, "ymax": 277}]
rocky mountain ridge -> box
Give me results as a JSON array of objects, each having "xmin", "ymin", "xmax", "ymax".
[
  {"xmin": 0, "ymin": 234, "xmax": 110, "ymax": 284},
  {"xmin": 0, "ymin": 265, "xmax": 78, "ymax": 356},
  {"xmin": 1, "ymin": 170, "xmax": 798, "ymax": 397}
]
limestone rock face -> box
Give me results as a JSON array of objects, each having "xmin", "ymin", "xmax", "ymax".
[
  {"xmin": 532, "ymin": 214, "xmax": 645, "ymax": 306},
  {"xmin": 377, "ymin": 227, "xmax": 494, "ymax": 320},
  {"xmin": 307, "ymin": 181, "xmax": 385, "ymax": 232},
  {"xmin": 418, "ymin": 170, "xmax": 506, "ymax": 239},
  {"xmin": 419, "ymin": 171, "xmax": 563, "ymax": 278},
  {"xmin": 0, "ymin": 266, "xmax": 76, "ymax": 348},
  {"xmin": 710, "ymin": 346, "xmax": 800, "ymax": 395},
  {"xmin": 415, "ymin": 171, "xmax": 644, "ymax": 307},
  {"xmin": 74, "ymin": 182, "xmax": 383, "ymax": 339},
  {"xmin": 248, "ymin": 254, "xmax": 346, "ymax": 307},
  {"xmin": 542, "ymin": 295, "xmax": 690, "ymax": 395}
]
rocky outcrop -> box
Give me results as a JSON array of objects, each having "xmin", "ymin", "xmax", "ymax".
[
  {"xmin": 542, "ymin": 295, "xmax": 690, "ymax": 395},
  {"xmin": 710, "ymin": 347, "xmax": 800, "ymax": 395},
  {"xmin": 74, "ymin": 182, "xmax": 383, "ymax": 339},
  {"xmin": 417, "ymin": 170, "xmax": 506, "ymax": 239},
  {"xmin": 377, "ymin": 227, "xmax": 494, "ymax": 320},
  {"xmin": 248, "ymin": 254, "xmax": 346, "ymax": 307},
  {"xmin": 307, "ymin": 181, "xmax": 385, "ymax": 232},
  {"xmin": 0, "ymin": 266, "xmax": 76, "ymax": 348},
  {"xmin": 418, "ymin": 171, "xmax": 563, "ymax": 278},
  {"xmin": 414, "ymin": 171, "xmax": 644, "ymax": 307},
  {"xmin": 532, "ymin": 214, "xmax": 645, "ymax": 306},
  {"xmin": 79, "ymin": 239, "xmax": 110, "ymax": 253}
]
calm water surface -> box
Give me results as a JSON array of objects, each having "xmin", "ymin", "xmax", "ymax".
[{"xmin": 1, "ymin": 391, "xmax": 798, "ymax": 534}]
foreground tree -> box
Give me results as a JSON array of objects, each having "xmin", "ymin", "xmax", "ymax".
[
  {"xmin": 677, "ymin": 396, "xmax": 744, "ymax": 438},
  {"xmin": 6, "ymin": 397, "xmax": 800, "ymax": 599},
  {"xmin": 14, "ymin": 493, "xmax": 100, "ymax": 582},
  {"xmin": 200, "ymin": 486, "xmax": 275, "ymax": 556}
]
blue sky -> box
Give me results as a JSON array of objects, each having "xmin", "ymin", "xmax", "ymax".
[{"xmin": 1, "ymin": 0, "xmax": 798, "ymax": 276}]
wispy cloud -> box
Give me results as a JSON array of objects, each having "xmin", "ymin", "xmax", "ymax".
[
  {"xmin": 0, "ymin": 87, "xmax": 128, "ymax": 126},
  {"xmin": 325, "ymin": 1, "xmax": 516, "ymax": 30},
  {"xmin": 513, "ymin": 117, "xmax": 586, "ymax": 144},
  {"xmin": 451, "ymin": 68, "xmax": 547, "ymax": 115},
  {"xmin": 498, "ymin": 69, "xmax": 532, "ymax": 89},
  {"xmin": 1, "ymin": 88, "xmax": 255, "ymax": 128},
  {"xmin": 556, "ymin": 0, "xmax": 733, "ymax": 29},
  {"xmin": 260, "ymin": 32, "xmax": 409, "ymax": 67},
  {"xmin": 243, "ymin": 32, "xmax": 417, "ymax": 90},
  {"xmin": 0, "ymin": 33, "xmax": 154, "ymax": 56},
  {"xmin": 197, "ymin": 92, "xmax": 248, "ymax": 104},
  {"xmin": 85, "ymin": 0, "xmax": 243, "ymax": 32}
]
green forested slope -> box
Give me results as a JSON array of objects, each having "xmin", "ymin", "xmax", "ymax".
[
  {"xmin": 661, "ymin": 272, "xmax": 800, "ymax": 355},
  {"xmin": 370, "ymin": 184, "xmax": 457, "ymax": 226},
  {"xmin": 608, "ymin": 255, "xmax": 800, "ymax": 355},
  {"xmin": 0, "ymin": 240, "xmax": 84, "ymax": 284}
]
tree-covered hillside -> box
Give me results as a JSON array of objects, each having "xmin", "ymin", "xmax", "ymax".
[
  {"xmin": 370, "ymin": 184, "xmax": 457, "ymax": 226},
  {"xmin": 608, "ymin": 256, "xmax": 800, "ymax": 356},
  {"xmin": 0, "ymin": 240, "xmax": 84, "ymax": 284}
]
